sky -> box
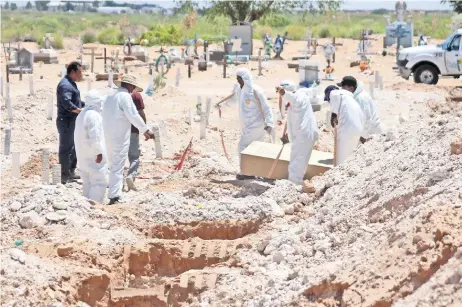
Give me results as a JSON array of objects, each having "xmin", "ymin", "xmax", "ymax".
[{"xmin": 8, "ymin": 0, "xmax": 452, "ymax": 11}]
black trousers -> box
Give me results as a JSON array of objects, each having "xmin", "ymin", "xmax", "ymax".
[{"xmin": 56, "ymin": 117, "xmax": 77, "ymax": 177}]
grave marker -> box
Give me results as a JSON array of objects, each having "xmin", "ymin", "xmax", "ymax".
[
  {"xmin": 200, "ymin": 111, "xmax": 206, "ymax": 139},
  {"xmin": 152, "ymin": 125, "xmax": 162, "ymax": 159},
  {"xmin": 12, "ymin": 152, "xmax": 20, "ymax": 178},
  {"xmin": 29, "ymin": 75, "xmax": 34, "ymax": 95},
  {"xmin": 51, "ymin": 164, "xmax": 61, "ymax": 185},
  {"xmin": 4, "ymin": 127, "xmax": 11, "ymax": 155},
  {"xmin": 6, "ymin": 83, "xmax": 13, "ymax": 122},
  {"xmin": 42, "ymin": 148, "xmax": 50, "ymax": 184},
  {"xmin": 258, "ymin": 48, "xmax": 263, "ymax": 76},
  {"xmin": 176, "ymin": 68, "xmax": 180, "ymax": 87}
]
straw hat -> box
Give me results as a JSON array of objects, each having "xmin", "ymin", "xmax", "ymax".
[{"xmin": 114, "ymin": 74, "xmax": 143, "ymax": 92}]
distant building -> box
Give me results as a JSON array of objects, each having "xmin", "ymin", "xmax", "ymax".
[
  {"xmin": 140, "ymin": 6, "xmax": 163, "ymax": 14},
  {"xmin": 97, "ymin": 6, "xmax": 133, "ymax": 14}
]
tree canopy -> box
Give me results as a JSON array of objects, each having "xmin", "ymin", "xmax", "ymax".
[
  {"xmin": 35, "ymin": 1, "xmax": 50, "ymax": 11},
  {"xmin": 442, "ymin": 0, "xmax": 462, "ymax": 14},
  {"xmin": 175, "ymin": 0, "xmax": 342, "ymax": 24},
  {"xmin": 26, "ymin": 1, "xmax": 33, "ymax": 9}
]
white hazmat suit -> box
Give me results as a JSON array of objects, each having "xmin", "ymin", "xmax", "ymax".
[
  {"xmin": 281, "ymin": 81, "xmax": 319, "ymax": 185},
  {"xmin": 102, "ymin": 87, "xmax": 150, "ymax": 200},
  {"xmin": 353, "ymin": 81, "xmax": 383, "ymax": 137},
  {"xmin": 330, "ymin": 89, "xmax": 366, "ymax": 165},
  {"xmin": 74, "ymin": 90, "xmax": 108, "ymax": 203},
  {"xmin": 236, "ymin": 68, "xmax": 274, "ymax": 154}
]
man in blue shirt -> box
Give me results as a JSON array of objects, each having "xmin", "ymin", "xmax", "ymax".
[{"xmin": 56, "ymin": 62, "xmax": 84, "ymax": 184}]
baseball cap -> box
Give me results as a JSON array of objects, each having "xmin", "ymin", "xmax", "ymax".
[{"xmin": 337, "ymin": 76, "xmax": 357, "ymax": 88}]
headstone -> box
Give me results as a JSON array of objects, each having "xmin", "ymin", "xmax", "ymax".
[
  {"xmin": 375, "ymin": 71, "xmax": 380, "ymax": 88},
  {"xmin": 51, "ymin": 164, "xmax": 61, "ymax": 185},
  {"xmin": 12, "ymin": 152, "xmax": 20, "ymax": 178},
  {"xmin": 152, "ymin": 125, "xmax": 162, "ymax": 159},
  {"xmin": 379, "ymin": 76, "xmax": 384, "ymax": 90},
  {"xmin": 47, "ymin": 96, "xmax": 53, "ymax": 120},
  {"xmin": 87, "ymin": 78, "xmax": 92, "ymax": 91},
  {"xmin": 42, "ymin": 148, "xmax": 50, "ymax": 184},
  {"xmin": 4, "ymin": 127, "xmax": 11, "ymax": 155},
  {"xmin": 29, "ymin": 75, "xmax": 34, "ymax": 95}
]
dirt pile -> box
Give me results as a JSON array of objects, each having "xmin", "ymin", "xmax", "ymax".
[{"xmin": 196, "ymin": 105, "xmax": 462, "ymax": 306}]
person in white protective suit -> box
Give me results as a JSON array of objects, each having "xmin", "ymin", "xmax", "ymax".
[
  {"xmin": 279, "ymin": 81, "xmax": 319, "ymax": 185},
  {"xmin": 329, "ymin": 89, "xmax": 366, "ymax": 165},
  {"xmin": 236, "ymin": 68, "xmax": 274, "ymax": 152},
  {"xmin": 338, "ymin": 76, "xmax": 383, "ymax": 140},
  {"xmin": 102, "ymin": 75, "xmax": 155, "ymax": 205},
  {"xmin": 74, "ymin": 90, "xmax": 108, "ymax": 203},
  {"xmin": 235, "ymin": 68, "xmax": 274, "ymax": 178}
]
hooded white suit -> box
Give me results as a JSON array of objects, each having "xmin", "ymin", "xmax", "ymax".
[
  {"xmin": 102, "ymin": 87, "xmax": 150, "ymax": 200},
  {"xmin": 236, "ymin": 68, "xmax": 274, "ymax": 155},
  {"xmin": 353, "ymin": 81, "xmax": 383, "ymax": 137},
  {"xmin": 281, "ymin": 81, "xmax": 319, "ymax": 185},
  {"xmin": 74, "ymin": 90, "xmax": 108, "ymax": 203},
  {"xmin": 330, "ymin": 89, "xmax": 366, "ymax": 165}
]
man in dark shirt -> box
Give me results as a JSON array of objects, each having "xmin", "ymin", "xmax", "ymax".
[
  {"xmin": 125, "ymin": 91, "xmax": 147, "ymax": 191},
  {"xmin": 56, "ymin": 62, "xmax": 84, "ymax": 184}
]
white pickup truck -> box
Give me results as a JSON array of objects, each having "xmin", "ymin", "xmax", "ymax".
[{"xmin": 398, "ymin": 29, "xmax": 462, "ymax": 84}]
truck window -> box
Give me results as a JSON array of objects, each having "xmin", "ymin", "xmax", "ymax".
[
  {"xmin": 439, "ymin": 34, "xmax": 455, "ymax": 50},
  {"xmin": 450, "ymin": 35, "xmax": 461, "ymax": 51}
]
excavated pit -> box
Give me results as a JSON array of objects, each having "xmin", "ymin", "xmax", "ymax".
[{"xmin": 148, "ymin": 218, "xmax": 265, "ymax": 240}]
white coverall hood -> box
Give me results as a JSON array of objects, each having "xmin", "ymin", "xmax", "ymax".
[
  {"xmin": 75, "ymin": 91, "xmax": 108, "ymax": 203},
  {"xmin": 353, "ymin": 81, "xmax": 383, "ymax": 137},
  {"xmin": 284, "ymin": 89, "xmax": 319, "ymax": 184},
  {"xmin": 280, "ymin": 80, "xmax": 297, "ymax": 92},
  {"xmin": 330, "ymin": 89, "xmax": 366, "ymax": 165},
  {"xmin": 236, "ymin": 68, "xmax": 274, "ymax": 155},
  {"xmin": 236, "ymin": 68, "xmax": 254, "ymax": 94},
  {"xmin": 85, "ymin": 90, "xmax": 105, "ymax": 112}
]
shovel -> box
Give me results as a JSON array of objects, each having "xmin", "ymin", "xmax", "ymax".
[{"xmin": 267, "ymin": 125, "xmax": 289, "ymax": 179}]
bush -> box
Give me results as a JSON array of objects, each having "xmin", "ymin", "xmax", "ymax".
[
  {"xmin": 260, "ymin": 14, "xmax": 290, "ymax": 28},
  {"xmin": 139, "ymin": 25, "xmax": 182, "ymax": 46},
  {"xmin": 37, "ymin": 33, "xmax": 64, "ymax": 49},
  {"xmin": 317, "ymin": 26, "xmax": 331, "ymax": 38},
  {"xmin": 254, "ymin": 25, "xmax": 273, "ymax": 40},
  {"xmin": 286, "ymin": 25, "xmax": 306, "ymax": 40},
  {"xmin": 81, "ymin": 32, "xmax": 96, "ymax": 44},
  {"xmin": 98, "ymin": 27, "xmax": 124, "ymax": 45}
]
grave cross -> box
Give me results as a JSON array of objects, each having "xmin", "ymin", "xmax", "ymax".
[{"xmin": 390, "ymin": 24, "xmax": 411, "ymax": 64}]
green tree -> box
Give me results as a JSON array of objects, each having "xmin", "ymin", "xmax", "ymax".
[
  {"xmin": 35, "ymin": 1, "xmax": 50, "ymax": 11},
  {"xmin": 4, "ymin": 2, "xmax": 9, "ymax": 9},
  {"xmin": 92, "ymin": 1, "xmax": 100, "ymax": 8},
  {"xmin": 176, "ymin": 0, "xmax": 341, "ymax": 23},
  {"xmin": 64, "ymin": 2, "xmax": 75, "ymax": 11},
  {"xmin": 11, "ymin": 2, "xmax": 17, "ymax": 10},
  {"xmin": 442, "ymin": 0, "xmax": 462, "ymax": 13},
  {"xmin": 26, "ymin": 1, "xmax": 33, "ymax": 9}
]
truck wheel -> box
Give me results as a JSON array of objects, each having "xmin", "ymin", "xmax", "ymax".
[{"xmin": 413, "ymin": 65, "xmax": 439, "ymax": 85}]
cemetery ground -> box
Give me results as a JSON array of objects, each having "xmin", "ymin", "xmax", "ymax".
[{"xmin": 0, "ymin": 36, "xmax": 461, "ymax": 307}]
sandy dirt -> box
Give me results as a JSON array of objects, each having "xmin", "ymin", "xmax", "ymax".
[{"xmin": 0, "ymin": 35, "xmax": 461, "ymax": 307}]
